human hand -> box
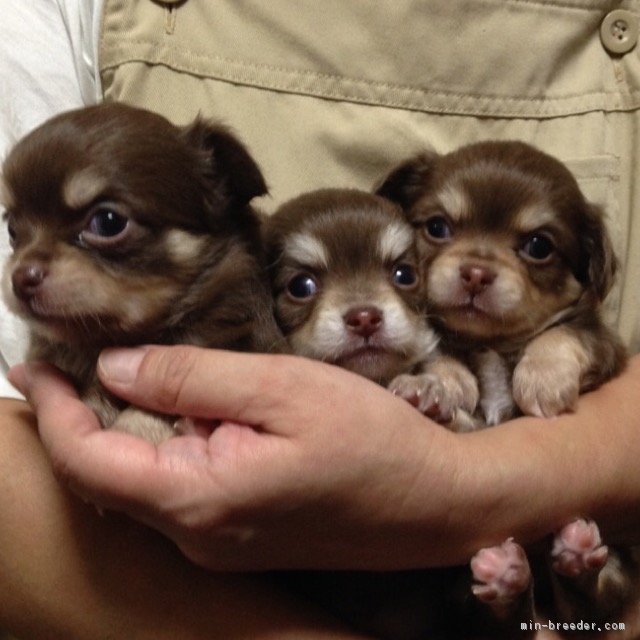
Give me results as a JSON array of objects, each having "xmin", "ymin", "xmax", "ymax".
[
  {"xmin": 10, "ymin": 346, "xmax": 467, "ymax": 572},
  {"xmin": 12, "ymin": 348, "xmax": 640, "ymax": 573}
]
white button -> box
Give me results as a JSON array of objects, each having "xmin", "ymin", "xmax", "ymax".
[{"xmin": 600, "ymin": 9, "xmax": 639, "ymax": 55}]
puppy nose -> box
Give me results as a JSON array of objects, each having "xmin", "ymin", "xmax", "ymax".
[
  {"xmin": 344, "ymin": 306, "xmax": 383, "ymax": 338},
  {"xmin": 460, "ymin": 264, "xmax": 496, "ymax": 294},
  {"xmin": 12, "ymin": 263, "xmax": 48, "ymax": 300}
]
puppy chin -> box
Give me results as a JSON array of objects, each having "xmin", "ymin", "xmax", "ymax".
[
  {"xmin": 289, "ymin": 326, "xmax": 420, "ymax": 385},
  {"xmin": 9, "ymin": 294, "xmax": 100, "ymax": 344},
  {"xmin": 24, "ymin": 317, "xmax": 78, "ymax": 344},
  {"xmin": 436, "ymin": 306, "xmax": 504, "ymax": 338},
  {"xmin": 432, "ymin": 290, "xmax": 525, "ymax": 339},
  {"xmin": 333, "ymin": 346, "xmax": 411, "ymax": 384}
]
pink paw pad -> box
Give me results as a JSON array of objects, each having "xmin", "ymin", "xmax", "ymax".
[
  {"xmin": 551, "ymin": 518, "xmax": 609, "ymax": 578},
  {"xmin": 471, "ymin": 539, "xmax": 531, "ymax": 604}
]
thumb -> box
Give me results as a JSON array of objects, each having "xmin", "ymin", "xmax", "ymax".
[{"xmin": 97, "ymin": 345, "xmax": 296, "ymax": 430}]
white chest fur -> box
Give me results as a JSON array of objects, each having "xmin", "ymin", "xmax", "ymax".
[{"xmin": 473, "ymin": 349, "xmax": 516, "ymax": 425}]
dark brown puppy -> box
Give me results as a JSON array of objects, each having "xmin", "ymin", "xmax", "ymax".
[
  {"xmin": 377, "ymin": 141, "xmax": 636, "ymax": 630},
  {"xmin": 2, "ymin": 103, "xmax": 283, "ymax": 443}
]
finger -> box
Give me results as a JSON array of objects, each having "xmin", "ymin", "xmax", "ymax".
[
  {"xmin": 14, "ymin": 361, "xmax": 201, "ymax": 521},
  {"xmin": 10, "ymin": 361, "xmax": 101, "ymax": 442},
  {"xmin": 97, "ymin": 345, "xmax": 308, "ymax": 432}
]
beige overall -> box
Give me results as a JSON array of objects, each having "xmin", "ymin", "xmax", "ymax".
[{"xmin": 99, "ymin": 0, "xmax": 640, "ymax": 349}]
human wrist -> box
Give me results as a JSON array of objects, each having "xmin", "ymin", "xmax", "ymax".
[
  {"xmin": 450, "ymin": 362, "xmax": 640, "ymax": 554},
  {"xmin": 358, "ymin": 415, "xmax": 476, "ymax": 569}
]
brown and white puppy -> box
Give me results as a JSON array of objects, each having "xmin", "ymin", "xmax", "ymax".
[
  {"xmin": 263, "ymin": 189, "xmax": 443, "ymax": 640},
  {"xmin": 263, "ymin": 188, "xmax": 439, "ymax": 387},
  {"xmin": 377, "ymin": 140, "xmax": 636, "ymax": 630},
  {"xmin": 263, "ymin": 189, "xmax": 532, "ymax": 640},
  {"xmin": 2, "ymin": 103, "xmax": 283, "ymax": 443}
]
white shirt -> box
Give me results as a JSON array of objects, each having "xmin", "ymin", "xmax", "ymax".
[{"xmin": 0, "ymin": 0, "xmax": 103, "ymax": 398}]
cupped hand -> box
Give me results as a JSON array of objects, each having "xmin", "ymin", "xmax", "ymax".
[
  {"xmin": 14, "ymin": 347, "xmax": 640, "ymax": 573},
  {"xmin": 10, "ymin": 346, "xmax": 466, "ymax": 571}
]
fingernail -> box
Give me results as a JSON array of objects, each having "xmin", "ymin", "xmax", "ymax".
[{"xmin": 98, "ymin": 348, "xmax": 146, "ymax": 385}]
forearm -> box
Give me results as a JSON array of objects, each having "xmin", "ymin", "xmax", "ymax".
[
  {"xmin": 429, "ymin": 354, "xmax": 640, "ymax": 562},
  {"xmin": 0, "ymin": 399, "xmax": 367, "ymax": 640},
  {"xmin": 360, "ymin": 353, "xmax": 640, "ymax": 569}
]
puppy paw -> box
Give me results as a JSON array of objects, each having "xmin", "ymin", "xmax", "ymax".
[
  {"xmin": 551, "ymin": 519, "xmax": 609, "ymax": 578},
  {"xmin": 389, "ymin": 373, "xmax": 454, "ymax": 422},
  {"xmin": 111, "ymin": 407, "xmax": 176, "ymax": 444},
  {"xmin": 448, "ymin": 408, "xmax": 484, "ymax": 433},
  {"xmin": 512, "ymin": 355, "xmax": 580, "ymax": 418},
  {"xmin": 426, "ymin": 355, "xmax": 480, "ymax": 414},
  {"xmin": 471, "ymin": 539, "xmax": 532, "ymax": 604}
]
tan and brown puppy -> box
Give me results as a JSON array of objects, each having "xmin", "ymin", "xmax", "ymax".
[
  {"xmin": 2, "ymin": 103, "xmax": 283, "ymax": 443},
  {"xmin": 378, "ymin": 140, "xmax": 636, "ymax": 630},
  {"xmin": 377, "ymin": 140, "xmax": 626, "ymax": 424},
  {"xmin": 263, "ymin": 188, "xmax": 439, "ymax": 387}
]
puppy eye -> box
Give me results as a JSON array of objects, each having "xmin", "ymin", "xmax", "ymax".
[
  {"xmin": 391, "ymin": 263, "xmax": 418, "ymax": 288},
  {"xmin": 520, "ymin": 233, "xmax": 555, "ymax": 262},
  {"xmin": 81, "ymin": 204, "xmax": 130, "ymax": 247},
  {"xmin": 424, "ymin": 215, "xmax": 453, "ymax": 242},
  {"xmin": 4, "ymin": 211, "xmax": 17, "ymax": 248},
  {"xmin": 7, "ymin": 223, "xmax": 16, "ymax": 248},
  {"xmin": 286, "ymin": 273, "xmax": 319, "ymax": 300},
  {"xmin": 88, "ymin": 208, "xmax": 128, "ymax": 237}
]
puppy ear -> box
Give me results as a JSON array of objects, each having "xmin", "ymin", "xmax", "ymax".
[
  {"xmin": 374, "ymin": 152, "xmax": 438, "ymax": 211},
  {"xmin": 580, "ymin": 204, "xmax": 617, "ymax": 301},
  {"xmin": 181, "ymin": 118, "xmax": 268, "ymax": 211}
]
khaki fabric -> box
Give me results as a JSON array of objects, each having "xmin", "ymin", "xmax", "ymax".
[{"xmin": 99, "ymin": 0, "xmax": 640, "ymax": 350}]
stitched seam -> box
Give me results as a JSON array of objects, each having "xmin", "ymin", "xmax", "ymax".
[
  {"xmin": 101, "ymin": 57, "xmax": 640, "ymax": 118},
  {"xmin": 500, "ymin": 0, "xmax": 623, "ymax": 12},
  {"xmin": 100, "ymin": 41, "xmax": 637, "ymax": 106}
]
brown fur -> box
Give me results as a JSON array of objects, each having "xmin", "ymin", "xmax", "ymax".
[
  {"xmin": 377, "ymin": 141, "xmax": 626, "ymax": 422},
  {"xmin": 264, "ymin": 189, "xmax": 535, "ymax": 640},
  {"xmin": 377, "ymin": 140, "xmax": 635, "ymax": 633},
  {"xmin": 2, "ymin": 103, "xmax": 283, "ymax": 442},
  {"xmin": 263, "ymin": 188, "xmax": 438, "ymax": 386}
]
